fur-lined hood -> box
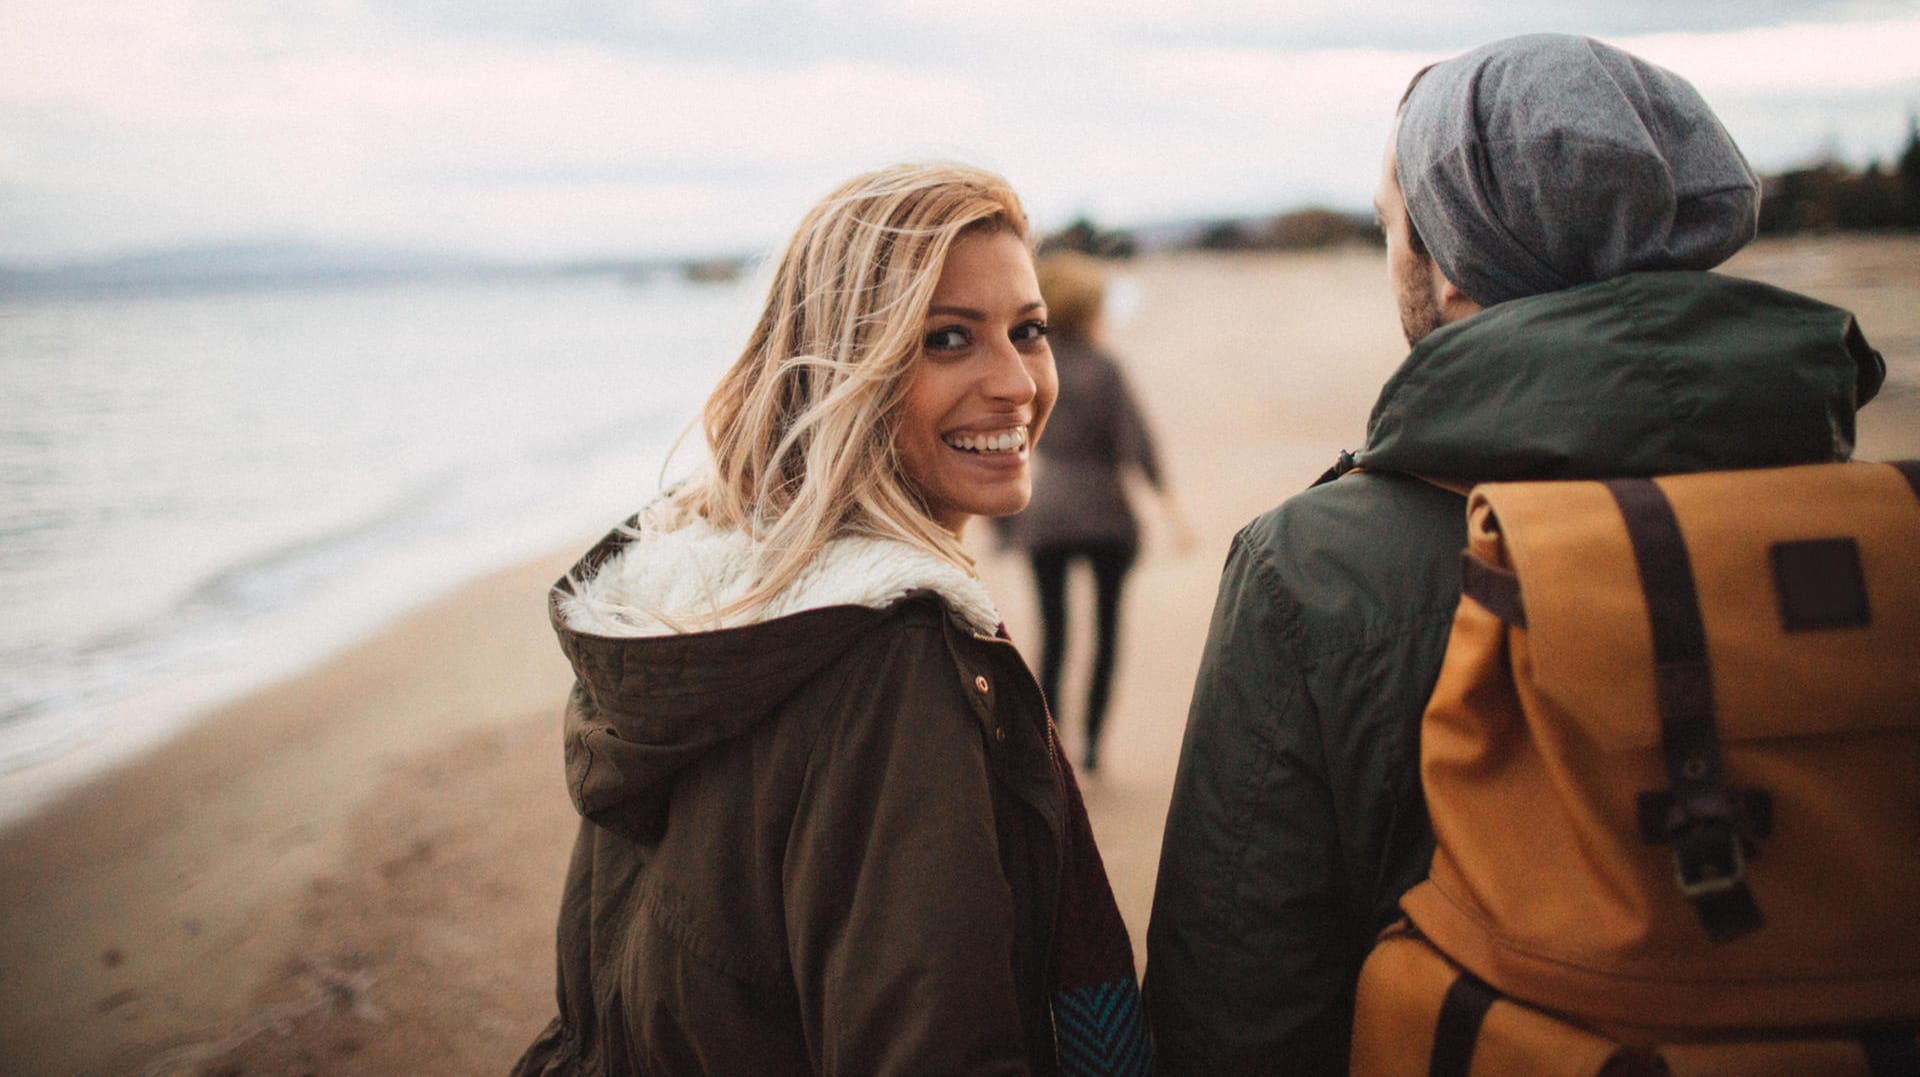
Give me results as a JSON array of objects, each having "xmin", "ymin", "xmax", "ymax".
[
  {"xmin": 557, "ymin": 514, "xmax": 999, "ymax": 639},
  {"xmin": 547, "ymin": 513, "xmax": 1004, "ymax": 828}
]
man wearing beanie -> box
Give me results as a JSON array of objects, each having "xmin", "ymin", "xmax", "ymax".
[{"xmin": 1145, "ymin": 33, "xmax": 1886, "ymax": 1075}]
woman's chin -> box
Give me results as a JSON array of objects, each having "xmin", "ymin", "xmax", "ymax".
[{"xmin": 976, "ymin": 483, "xmax": 1033, "ymax": 521}]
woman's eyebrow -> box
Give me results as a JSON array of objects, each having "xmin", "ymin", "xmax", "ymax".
[{"xmin": 925, "ymin": 301, "xmax": 1045, "ymax": 320}]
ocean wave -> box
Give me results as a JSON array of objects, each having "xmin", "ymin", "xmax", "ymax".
[{"xmin": 0, "ymin": 397, "xmax": 694, "ymax": 776}]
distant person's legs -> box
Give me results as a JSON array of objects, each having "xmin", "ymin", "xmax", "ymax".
[
  {"xmin": 1029, "ymin": 546, "xmax": 1072, "ymax": 718},
  {"xmin": 1082, "ymin": 542, "xmax": 1137, "ymax": 772}
]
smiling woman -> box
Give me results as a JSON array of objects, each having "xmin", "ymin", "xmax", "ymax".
[
  {"xmin": 511, "ymin": 163, "xmax": 1149, "ymax": 1077},
  {"xmin": 897, "ymin": 228, "xmax": 1059, "ymax": 532}
]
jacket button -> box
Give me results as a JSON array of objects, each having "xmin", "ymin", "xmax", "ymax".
[
  {"xmin": 993, "ymin": 726, "xmax": 1008, "ymax": 743},
  {"xmin": 974, "ymin": 675, "xmax": 990, "ymax": 694}
]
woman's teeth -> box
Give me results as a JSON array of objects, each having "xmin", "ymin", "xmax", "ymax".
[{"xmin": 944, "ymin": 427, "xmax": 1027, "ymax": 454}]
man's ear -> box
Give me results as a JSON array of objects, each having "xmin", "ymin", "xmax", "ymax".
[{"xmin": 1436, "ymin": 269, "xmax": 1486, "ymax": 323}]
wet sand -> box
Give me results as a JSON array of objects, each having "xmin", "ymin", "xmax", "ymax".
[{"xmin": 1, "ymin": 235, "xmax": 1915, "ymax": 1075}]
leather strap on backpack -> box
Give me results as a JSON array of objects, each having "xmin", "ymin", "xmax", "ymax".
[
  {"xmin": 1861, "ymin": 1024, "xmax": 1920, "ymax": 1077},
  {"xmin": 1459, "ymin": 551, "xmax": 1526, "ymax": 627},
  {"xmin": 1420, "ymin": 971, "xmax": 1920, "ymax": 1076},
  {"xmin": 1428, "ymin": 970, "xmax": 1498, "ymax": 1077},
  {"xmin": 1895, "ymin": 459, "xmax": 1920, "ymax": 501},
  {"xmin": 1606, "ymin": 477, "xmax": 1771, "ymax": 943}
]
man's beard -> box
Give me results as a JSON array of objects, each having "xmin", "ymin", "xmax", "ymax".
[{"xmin": 1397, "ymin": 264, "xmax": 1444, "ymax": 349}]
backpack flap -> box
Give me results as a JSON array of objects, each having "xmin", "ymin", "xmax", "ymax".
[
  {"xmin": 1498, "ymin": 461, "xmax": 1920, "ymax": 749},
  {"xmin": 1405, "ymin": 460, "xmax": 1920, "ymax": 1035}
]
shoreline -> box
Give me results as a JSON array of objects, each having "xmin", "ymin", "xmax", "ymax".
[
  {"xmin": 2, "ymin": 237, "xmax": 1914, "ymax": 1074},
  {"xmin": 0, "ymin": 528, "xmax": 602, "ymax": 832}
]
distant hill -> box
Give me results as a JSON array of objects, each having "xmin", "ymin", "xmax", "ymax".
[
  {"xmin": 10, "ymin": 126, "xmax": 1917, "ymax": 298},
  {"xmin": 0, "ymin": 242, "xmax": 520, "ymax": 297},
  {"xmin": 0, "ymin": 242, "xmax": 720, "ymax": 298}
]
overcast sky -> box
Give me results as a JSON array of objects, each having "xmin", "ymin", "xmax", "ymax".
[{"xmin": 4, "ymin": 1, "xmax": 1917, "ymax": 266}]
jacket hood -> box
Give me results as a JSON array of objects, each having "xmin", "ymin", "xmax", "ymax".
[
  {"xmin": 1355, "ymin": 271, "xmax": 1885, "ymax": 481},
  {"xmin": 548, "ymin": 514, "xmax": 1001, "ymax": 839}
]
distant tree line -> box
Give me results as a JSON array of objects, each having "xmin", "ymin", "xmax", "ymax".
[
  {"xmin": 1039, "ymin": 218, "xmax": 1141, "ymax": 258},
  {"xmin": 1040, "ymin": 207, "xmax": 1382, "ymax": 258},
  {"xmin": 1044, "ymin": 118, "xmax": 1920, "ymax": 257},
  {"xmin": 1191, "ymin": 208, "xmax": 1382, "ymax": 252},
  {"xmin": 1759, "ymin": 119, "xmax": 1920, "ymax": 233}
]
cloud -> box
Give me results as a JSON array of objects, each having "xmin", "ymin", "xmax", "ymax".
[
  {"xmin": 1618, "ymin": 19, "xmax": 1920, "ymax": 171},
  {"xmin": 2, "ymin": 2, "xmax": 1917, "ymax": 263},
  {"xmin": 1625, "ymin": 18, "xmax": 1920, "ymax": 92}
]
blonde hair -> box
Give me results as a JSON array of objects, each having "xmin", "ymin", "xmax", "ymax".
[
  {"xmin": 1035, "ymin": 252, "xmax": 1107, "ymax": 340},
  {"xmin": 661, "ymin": 161, "xmax": 1031, "ymax": 620}
]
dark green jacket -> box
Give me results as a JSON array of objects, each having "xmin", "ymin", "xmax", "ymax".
[
  {"xmin": 1143, "ymin": 272, "xmax": 1885, "ymax": 1075},
  {"xmin": 513, "ymin": 525, "xmax": 1075, "ymax": 1075}
]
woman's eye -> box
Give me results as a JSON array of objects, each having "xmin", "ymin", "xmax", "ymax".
[
  {"xmin": 1012, "ymin": 320, "xmax": 1050, "ymax": 345},
  {"xmin": 924, "ymin": 327, "xmax": 970, "ymax": 351}
]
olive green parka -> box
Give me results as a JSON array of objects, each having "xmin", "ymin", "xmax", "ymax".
[
  {"xmin": 512, "ymin": 518, "xmax": 1095, "ymax": 1076},
  {"xmin": 1143, "ymin": 271, "xmax": 1886, "ymax": 1075}
]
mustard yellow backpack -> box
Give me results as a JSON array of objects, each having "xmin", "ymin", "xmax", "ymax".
[{"xmin": 1351, "ymin": 460, "xmax": 1920, "ymax": 1077}]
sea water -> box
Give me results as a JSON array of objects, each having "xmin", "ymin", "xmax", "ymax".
[{"xmin": 0, "ymin": 271, "xmax": 761, "ymax": 815}]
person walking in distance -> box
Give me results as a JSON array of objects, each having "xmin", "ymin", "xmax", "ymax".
[{"xmin": 998, "ymin": 252, "xmax": 1190, "ymax": 773}]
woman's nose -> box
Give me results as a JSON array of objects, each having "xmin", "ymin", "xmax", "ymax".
[{"xmin": 983, "ymin": 336, "xmax": 1038, "ymax": 403}]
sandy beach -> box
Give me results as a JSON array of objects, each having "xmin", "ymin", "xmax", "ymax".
[{"xmin": 3, "ymin": 236, "xmax": 1916, "ymax": 1075}]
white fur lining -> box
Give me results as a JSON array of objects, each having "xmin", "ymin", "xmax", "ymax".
[{"xmin": 559, "ymin": 516, "xmax": 1001, "ymax": 638}]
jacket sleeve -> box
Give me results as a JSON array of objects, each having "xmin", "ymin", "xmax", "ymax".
[
  {"xmin": 1145, "ymin": 525, "xmax": 1362, "ymax": 1075},
  {"xmin": 784, "ymin": 618, "xmax": 1033, "ymax": 1077}
]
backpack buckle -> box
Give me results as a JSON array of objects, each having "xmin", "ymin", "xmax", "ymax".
[
  {"xmin": 1639, "ymin": 793, "xmax": 1768, "ymax": 940},
  {"xmin": 1672, "ymin": 822, "xmax": 1746, "ymax": 900}
]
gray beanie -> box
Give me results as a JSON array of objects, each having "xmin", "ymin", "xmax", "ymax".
[{"xmin": 1395, "ymin": 33, "xmax": 1759, "ymax": 307}]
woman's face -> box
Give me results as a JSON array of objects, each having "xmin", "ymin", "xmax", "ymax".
[{"xmin": 896, "ymin": 228, "xmax": 1057, "ymax": 536}]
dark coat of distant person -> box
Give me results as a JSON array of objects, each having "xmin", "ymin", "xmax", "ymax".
[{"xmin": 998, "ymin": 335, "xmax": 1164, "ymax": 554}]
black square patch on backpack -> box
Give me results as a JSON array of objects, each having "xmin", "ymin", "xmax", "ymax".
[{"xmin": 1770, "ymin": 538, "xmax": 1870, "ymax": 632}]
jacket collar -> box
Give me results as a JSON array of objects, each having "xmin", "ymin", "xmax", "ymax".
[
  {"xmin": 556, "ymin": 513, "xmax": 1000, "ymax": 639},
  {"xmin": 1354, "ymin": 271, "xmax": 1884, "ymax": 482}
]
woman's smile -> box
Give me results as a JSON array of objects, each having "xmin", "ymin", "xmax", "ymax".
[{"xmin": 941, "ymin": 425, "xmax": 1030, "ymax": 455}]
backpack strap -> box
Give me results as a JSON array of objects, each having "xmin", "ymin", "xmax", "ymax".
[
  {"xmin": 1459, "ymin": 550, "xmax": 1526, "ymax": 627},
  {"xmin": 1894, "ymin": 459, "xmax": 1920, "ymax": 501},
  {"xmin": 1310, "ymin": 451, "xmax": 1475, "ymax": 497},
  {"xmin": 1428, "ymin": 969, "xmax": 1499, "ymax": 1077},
  {"xmin": 1310, "ymin": 449, "xmax": 1360, "ymax": 487},
  {"xmin": 1606, "ymin": 477, "xmax": 1770, "ymax": 943},
  {"xmin": 1861, "ymin": 1024, "xmax": 1920, "ymax": 1077}
]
